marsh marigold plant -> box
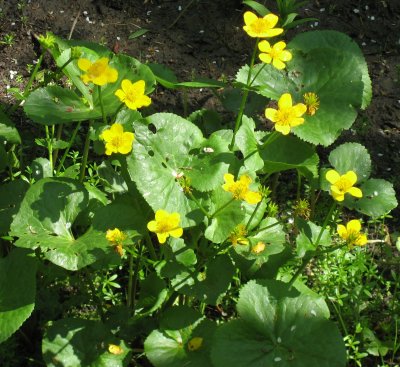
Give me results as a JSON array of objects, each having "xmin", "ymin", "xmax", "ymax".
[
  {"xmin": 243, "ymin": 11, "xmax": 283, "ymax": 38},
  {"xmin": 258, "ymin": 40, "xmax": 292, "ymax": 69},
  {"xmin": 147, "ymin": 209, "xmax": 183, "ymax": 244},
  {"xmin": 337, "ymin": 219, "xmax": 368, "ymax": 247},
  {"xmin": 115, "ymin": 79, "xmax": 152, "ymax": 110},
  {"xmin": 222, "ymin": 173, "xmax": 262, "ymax": 204},
  {"xmin": 100, "ymin": 123, "xmax": 135, "ymax": 156},
  {"xmin": 77, "ymin": 57, "xmax": 118, "ymax": 86},
  {"xmin": 265, "ymin": 93, "xmax": 307, "ymax": 135},
  {"xmin": 326, "ymin": 169, "xmax": 362, "ymax": 202}
]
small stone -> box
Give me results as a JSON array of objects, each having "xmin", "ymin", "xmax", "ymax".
[{"xmin": 353, "ymin": 8, "xmax": 360, "ymax": 13}]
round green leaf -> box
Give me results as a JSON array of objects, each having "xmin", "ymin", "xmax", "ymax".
[
  {"xmin": 0, "ymin": 108, "xmax": 21, "ymax": 144},
  {"xmin": 10, "ymin": 178, "xmax": 114, "ymax": 270},
  {"xmin": 136, "ymin": 273, "xmax": 168, "ymax": 315},
  {"xmin": 289, "ymin": 30, "xmax": 371, "ymax": 109},
  {"xmin": 128, "ymin": 113, "xmax": 218, "ymax": 227},
  {"xmin": 211, "ymin": 280, "xmax": 346, "ymax": 367},
  {"xmin": 205, "ymin": 189, "xmax": 245, "ymax": 244},
  {"xmin": 0, "ymin": 248, "xmax": 37, "ymax": 343},
  {"xmin": 259, "ymin": 134, "xmax": 319, "ymax": 177},
  {"xmin": 328, "ymin": 142, "xmax": 371, "ymax": 182},
  {"xmin": 145, "ymin": 319, "xmax": 216, "ymax": 367},
  {"xmin": 42, "ymin": 318, "xmax": 131, "ymax": 367},
  {"xmin": 295, "ymin": 219, "xmax": 332, "ymax": 258},
  {"xmin": 350, "ymin": 179, "xmax": 398, "ymax": 218},
  {"xmin": 236, "ymin": 115, "xmax": 265, "ymax": 172}
]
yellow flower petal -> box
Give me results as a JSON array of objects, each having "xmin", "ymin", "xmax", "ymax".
[
  {"xmin": 326, "ymin": 170, "xmax": 340, "ymax": 184},
  {"xmin": 275, "ymin": 124, "xmax": 291, "ymax": 135},
  {"xmin": 356, "ymin": 234, "xmax": 368, "ymax": 246},
  {"xmin": 273, "ymin": 41, "xmax": 286, "ymax": 51},
  {"xmin": 169, "ymin": 227, "xmax": 184, "ymax": 238},
  {"xmin": 259, "ymin": 53, "xmax": 272, "ymax": 64},
  {"xmin": 243, "ymin": 11, "xmax": 258, "ymax": 26},
  {"xmin": 110, "ymin": 123, "xmax": 124, "ymax": 134},
  {"xmin": 223, "ymin": 173, "xmax": 235, "ymax": 184},
  {"xmin": 343, "ymin": 171, "xmax": 358, "ymax": 186},
  {"xmin": 293, "ymin": 103, "xmax": 307, "ymax": 116},
  {"xmin": 289, "ymin": 117, "xmax": 305, "ymax": 127},
  {"xmin": 278, "ymin": 93, "xmax": 292, "ymax": 109},
  {"xmin": 106, "ymin": 68, "xmax": 118, "ymax": 83},
  {"xmin": 280, "ymin": 50, "xmax": 292, "ymax": 62},
  {"xmin": 155, "ymin": 209, "xmax": 169, "ymax": 222},
  {"xmin": 337, "ymin": 224, "xmax": 347, "ymax": 238},
  {"xmin": 147, "ymin": 220, "xmax": 157, "ymax": 232},
  {"xmin": 77, "ymin": 58, "xmax": 92, "ymax": 71},
  {"xmin": 157, "ymin": 232, "xmax": 169, "ymax": 244},
  {"xmin": 272, "ymin": 58, "xmax": 286, "ymax": 70},
  {"xmin": 264, "ymin": 13, "xmax": 279, "ymax": 28},
  {"xmin": 348, "ymin": 186, "xmax": 363, "ymax": 198},
  {"xmin": 332, "ymin": 191, "xmax": 344, "ymax": 202},
  {"xmin": 265, "ymin": 108, "xmax": 277, "ymax": 122},
  {"xmin": 263, "ymin": 28, "xmax": 284, "ymax": 37},
  {"xmin": 258, "ymin": 40, "xmax": 271, "ymax": 52},
  {"xmin": 347, "ymin": 219, "xmax": 361, "ymax": 233},
  {"xmin": 115, "ymin": 88, "xmax": 126, "ymax": 101},
  {"xmin": 244, "ymin": 191, "xmax": 262, "ymax": 204},
  {"xmin": 121, "ymin": 79, "xmax": 132, "ymax": 92}
]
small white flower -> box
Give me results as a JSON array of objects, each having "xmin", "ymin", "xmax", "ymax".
[{"xmin": 203, "ymin": 147, "xmax": 214, "ymax": 153}]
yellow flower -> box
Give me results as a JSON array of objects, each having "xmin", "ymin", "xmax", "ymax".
[
  {"xmin": 106, "ymin": 228, "xmax": 127, "ymax": 244},
  {"xmin": 303, "ymin": 92, "xmax": 320, "ymax": 116},
  {"xmin": 265, "ymin": 93, "xmax": 307, "ymax": 135},
  {"xmin": 100, "ymin": 123, "xmax": 135, "ymax": 156},
  {"xmin": 243, "ymin": 11, "xmax": 283, "ymax": 38},
  {"xmin": 326, "ymin": 170, "xmax": 363, "ymax": 202},
  {"xmin": 147, "ymin": 209, "xmax": 183, "ymax": 244},
  {"xmin": 115, "ymin": 79, "xmax": 152, "ymax": 110},
  {"xmin": 222, "ymin": 173, "xmax": 262, "ymax": 204},
  {"xmin": 258, "ymin": 40, "xmax": 292, "ymax": 69},
  {"xmin": 251, "ymin": 241, "xmax": 266, "ymax": 254},
  {"xmin": 188, "ymin": 337, "xmax": 203, "ymax": 351},
  {"xmin": 77, "ymin": 57, "xmax": 118, "ymax": 86},
  {"xmin": 229, "ymin": 224, "xmax": 249, "ymax": 246},
  {"xmin": 337, "ymin": 220, "xmax": 368, "ymax": 247},
  {"xmin": 108, "ymin": 344, "xmax": 124, "ymax": 355}
]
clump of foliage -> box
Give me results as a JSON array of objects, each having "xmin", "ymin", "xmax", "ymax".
[{"xmin": 0, "ymin": 1, "xmax": 398, "ymax": 367}]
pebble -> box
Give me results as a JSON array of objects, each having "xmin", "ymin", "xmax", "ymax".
[{"xmin": 353, "ymin": 8, "xmax": 360, "ymax": 13}]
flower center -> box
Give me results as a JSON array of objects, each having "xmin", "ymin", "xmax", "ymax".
[
  {"xmin": 251, "ymin": 19, "xmax": 269, "ymax": 33},
  {"xmin": 335, "ymin": 177, "xmax": 352, "ymax": 192},
  {"xmin": 276, "ymin": 108, "xmax": 295, "ymax": 125},
  {"xmin": 111, "ymin": 135, "xmax": 124, "ymax": 149},
  {"xmin": 89, "ymin": 62, "xmax": 106, "ymax": 78},
  {"xmin": 231, "ymin": 182, "xmax": 248, "ymax": 199}
]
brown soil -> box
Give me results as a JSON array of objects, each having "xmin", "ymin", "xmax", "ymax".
[{"xmin": 0, "ymin": 0, "xmax": 399, "ymax": 366}]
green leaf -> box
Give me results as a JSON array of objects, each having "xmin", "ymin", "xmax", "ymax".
[
  {"xmin": 186, "ymin": 134, "xmax": 233, "ymax": 192},
  {"xmin": 148, "ymin": 63, "xmax": 179, "ymax": 89},
  {"xmin": 180, "ymin": 254, "xmax": 235, "ymax": 305},
  {"xmin": 0, "ymin": 248, "xmax": 37, "ymax": 343},
  {"xmin": 211, "ymin": 280, "xmax": 346, "ymax": 367},
  {"xmin": 175, "ymin": 79, "xmax": 226, "ymax": 89},
  {"xmin": 205, "ymin": 189, "xmax": 245, "ymax": 244},
  {"xmin": 10, "ymin": 178, "xmax": 115, "ymax": 270},
  {"xmin": 350, "ymin": 179, "xmax": 398, "ymax": 218},
  {"xmin": 328, "ymin": 142, "xmax": 371, "ymax": 182},
  {"xmin": 259, "ymin": 134, "xmax": 319, "ymax": 177},
  {"xmin": 42, "ymin": 318, "xmax": 131, "ymax": 367},
  {"xmin": 236, "ymin": 115, "xmax": 265, "ymax": 172},
  {"xmin": 0, "ymin": 180, "xmax": 29, "ymax": 235},
  {"xmin": 243, "ymin": 0, "xmax": 270, "ymax": 16},
  {"xmin": 31, "ymin": 158, "xmax": 53, "ymax": 180},
  {"xmin": 295, "ymin": 219, "xmax": 332, "ymax": 258},
  {"xmin": 160, "ymin": 306, "xmax": 203, "ymax": 330},
  {"xmin": 168, "ymin": 238, "xmax": 197, "ymax": 267},
  {"xmin": 145, "ymin": 319, "xmax": 217, "ymax": 367},
  {"xmin": 0, "ymin": 107, "xmax": 20, "ymax": 144},
  {"xmin": 289, "ymin": 30, "xmax": 371, "ymax": 109},
  {"xmin": 129, "ymin": 28, "xmax": 150, "ymax": 39},
  {"xmin": 136, "ymin": 273, "xmax": 168, "ymax": 315},
  {"xmin": 0, "ymin": 144, "xmax": 7, "ymax": 172},
  {"xmin": 128, "ymin": 113, "xmax": 224, "ymax": 227}
]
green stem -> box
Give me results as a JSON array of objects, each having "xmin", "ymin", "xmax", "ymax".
[
  {"xmin": 251, "ymin": 219, "xmax": 280, "ymax": 234},
  {"xmin": 287, "ymin": 202, "xmax": 337, "ymax": 288},
  {"xmin": 52, "ymin": 123, "xmax": 64, "ymax": 167},
  {"xmin": 246, "ymin": 201, "xmax": 262, "ymax": 230},
  {"xmin": 229, "ymin": 38, "xmax": 259, "ymax": 150},
  {"xmin": 56, "ymin": 121, "xmax": 81, "ymax": 175},
  {"xmin": 111, "ymin": 103, "xmax": 125, "ymax": 124},
  {"xmin": 211, "ymin": 198, "xmax": 235, "ymax": 219},
  {"xmin": 296, "ymin": 170, "xmax": 302, "ymax": 201},
  {"xmin": 127, "ymin": 249, "xmax": 134, "ymax": 308},
  {"xmin": 187, "ymin": 191, "xmax": 210, "ymax": 219},
  {"xmin": 79, "ymin": 120, "xmax": 93, "ymax": 182},
  {"xmin": 98, "ymin": 86, "xmax": 107, "ymax": 125},
  {"xmin": 131, "ymin": 241, "xmax": 143, "ymax": 314},
  {"xmin": 144, "ymin": 231, "xmax": 157, "ymax": 261},
  {"xmin": 58, "ymin": 57, "xmax": 74, "ymax": 73},
  {"xmin": 45, "ymin": 125, "xmax": 53, "ymax": 170},
  {"xmin": 249, "ymin": 63, "xmax": 266, "ymax": 87},
  {"xmin": 243, "ymin": 131, "xmax": 280, "ymax": 162}
]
